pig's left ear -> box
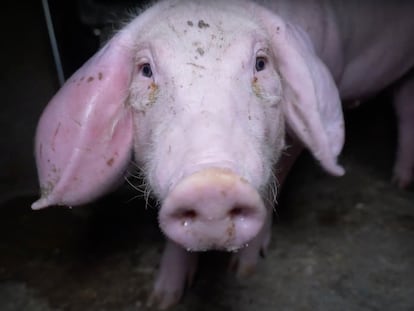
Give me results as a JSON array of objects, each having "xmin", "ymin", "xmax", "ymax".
[
  {"xmin": 32, "ymin": 33, "xmax": 135, "ymax": 209},
  {"xmin": 263, "ymin": 13, "xmax": 345, "ymax": 175}
]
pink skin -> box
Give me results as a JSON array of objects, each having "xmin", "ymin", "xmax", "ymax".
[
  {"xmin": 31, "ymin": 36, "xmax": 135, "ymax": 209},
  {"xmin": 32, "ymin": 0, "xmax": 414, "ymax": 309}
]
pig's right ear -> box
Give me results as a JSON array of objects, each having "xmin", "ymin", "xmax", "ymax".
[
  {"xmin": 260, "ymin": 9, "xmax": 345, "ymax": 176},
  {"xmin": 32, "ymin": 33, "xmax": 135, "ymax": 209}
]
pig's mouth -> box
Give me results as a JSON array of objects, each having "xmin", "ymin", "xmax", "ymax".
[{"xmin": 158, "ymin": 168, "xmax": 266, "ymax": 252}]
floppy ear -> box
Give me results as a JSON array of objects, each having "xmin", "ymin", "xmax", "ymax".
[
  {"xmin": 260, "ymin": 10, "xmax": 345, "ymax": 176},
  {"xmin": 32, "ymin": 33, "xmax": 135, "ymax": 209}
]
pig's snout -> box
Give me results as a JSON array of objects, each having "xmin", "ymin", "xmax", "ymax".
[{"xmin": 159, "ymin": 168, "xmax": 266, "ymax": 252}]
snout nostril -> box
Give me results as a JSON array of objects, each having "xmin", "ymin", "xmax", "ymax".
[
  {"xmin": 173, "ymin": 207, "xmax": 198, "ymax": 226},
  {"xmin": 181, "ymin": 209, "xmax": 197, "ymax": 219},
  {"xmin": 229, "ymin": 205, "xmax": 254, "ymax": 219}
]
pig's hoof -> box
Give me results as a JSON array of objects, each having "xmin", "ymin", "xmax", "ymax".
[
  {"xmin": 229, "ymin": 242, "xmax": 267, "ymax": 278},
  {"xmin": 229, "ymin": 255, "xmax": 257, "ymax": 278},
  {"xmin": 392, "ymin": 167, "xmax": 413, "ymax": 189},
  {"xmin": 147, "ymin": 288, "xmax": 182, "ymax": 310}
]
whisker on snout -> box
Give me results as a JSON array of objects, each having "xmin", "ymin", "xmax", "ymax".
[
  {"xmin": 259, "ymin": 168, "xmax": 279, "ymax": 215},
  {"xmin": 125, "ymin": 161, "xmax": 155, "ymax": 209}
]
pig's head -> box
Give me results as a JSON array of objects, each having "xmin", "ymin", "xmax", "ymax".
[{"xmin": 32, "ymin": 0, "xmax": 344, "ymax": 251}]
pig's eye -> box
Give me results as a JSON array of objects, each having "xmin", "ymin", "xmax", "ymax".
[
  {"xmin": 140, "ymin": 63, "xmax": 153, "ymax": 78},
  {"xmin": 255, "ymin": 57, "xmax": 267, "ymax": 72}
]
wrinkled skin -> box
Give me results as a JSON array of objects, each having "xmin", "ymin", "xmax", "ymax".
[{"xmin": 32, "ymin": 0, "xmax": 414, "ymax": 308}]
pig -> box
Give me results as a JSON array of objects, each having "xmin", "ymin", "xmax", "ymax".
[{"xmin": 31, "ymin": 0, "xmax": 414, "ymax": 308}]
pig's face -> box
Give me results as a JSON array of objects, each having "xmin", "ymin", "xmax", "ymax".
[{"xmin": 128, "ymin": 9, "xmax": 285, "ymax": 250}]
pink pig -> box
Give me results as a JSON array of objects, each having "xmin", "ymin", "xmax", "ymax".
[{"xmin": 32, "ymin": 0, "xmax": 414, "ymax": 308}]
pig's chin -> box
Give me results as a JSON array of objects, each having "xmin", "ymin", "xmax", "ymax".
[
  {"xmin": 157, "ymin": 167, "xmax": 267, "ymax": 252},
  {"xmin": 164, "ymin": 231, "xmax": 259, "ymax": 253}
]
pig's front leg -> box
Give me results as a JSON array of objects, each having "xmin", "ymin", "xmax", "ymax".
[
  {"xmin": 229, "ymin": 207, "xmax": 273, "ymax": 277},
  {"xmin": 392, "ymin": 72, "xmax": 414, "ymax": 189},
  {"xmin": 148, "ymin": 240, "xmax": 198, "ymax": 310}
]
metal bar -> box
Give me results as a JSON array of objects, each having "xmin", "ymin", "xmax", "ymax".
[{"xmin": 41, "ymin": 0, "xmax": 65, "ymax": 86}]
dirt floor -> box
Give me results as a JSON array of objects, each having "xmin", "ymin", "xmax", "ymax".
[{"xmin": 1, "ymin": 1, "xmax": 413, "ymax": 311}]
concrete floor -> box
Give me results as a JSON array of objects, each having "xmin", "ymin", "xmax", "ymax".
[{"xmin": 1, "ymin": 1, "xmax": 413, "ymax": 311}]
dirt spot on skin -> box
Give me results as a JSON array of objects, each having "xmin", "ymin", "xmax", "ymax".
[
  {"xmin": 110, "ymin": 153, "xmax": 119, "ymax": 166},
  {"xmin": 187, "ymin": 20, "xmax": 193, "ymax": 26},
  {"xmin": 40, "ymin": 181, "xmax": 55, "ymax": 197},
  {"xmin": 252, "ymin": 76, "xmax": 263, "ymax": 99},
  {"xmin": 98, "ymin": 72, "xmax": 103, "ymax": 80},
  {"xmin": 167, "ymin": 22, "xmax": 179, "ymax": 36},
  {"xmin": 87, "ymin": 76, "xmax": 94, "ymax": 83},
  {"xmin": 198, "ymin": 20, "xmax": 210, "ymax": 29},
  {"xmin": 51, "ymin": 122, "xmax": 61, "ymax": 152},
  {"xmin": 186, "ymin": 62, "xmax": 206, "ymax": 70},
  {"xmin": 226, "ymin": 221, "xmax": 235, "ymax": 240},
  {"xmin": 147, "ymin": 83, "xmax": 159, "ymax": 107},
  {"xmin": 196, "ymin": 47, "xmax": 205, "ymax": 56},
  {"xmin": 239, "ymin": 177, "xmax": 248, "ymax": 184},
  {"xmin": 149, "ymin": 83, "xmax": 158, "ymax": 93}
]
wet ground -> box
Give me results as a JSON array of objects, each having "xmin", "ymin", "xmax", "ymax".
[{"xmin": 1, "ymin": 1, "xmax": 413, "ymax": 311}]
